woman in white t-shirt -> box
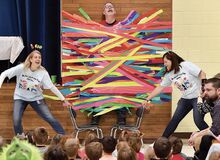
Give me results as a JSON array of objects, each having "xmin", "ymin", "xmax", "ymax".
[
  {"xmin": 142, "ymin": 51, "xmax": 209, "ymax": 138},
  {"xmin": 0, "ymin": 50, "xmax": 70, "ymax": 135}
]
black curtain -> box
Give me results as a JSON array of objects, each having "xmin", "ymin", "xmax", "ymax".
[{"xmin": 0, "ymin": 0, "xmax": 61, "ymax": 82}]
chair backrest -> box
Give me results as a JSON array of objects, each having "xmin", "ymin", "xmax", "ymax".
[
  {"xmin": 68, "ymin": 107, "xmax": 79, "ymax": 130},
  {"xmin": 135, "ymin": 106, "xmax": 144, "ymax": 128}
]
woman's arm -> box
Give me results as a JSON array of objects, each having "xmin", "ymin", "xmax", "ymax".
[
  {"xmin": 146, "ymin": 85, "xmax": 165, "ymax": 101},
  {"xmin": 50, "ymin": 85, "xmax": 72, "ymax": 106},
  {"xmin": 0, "ymin": 64, "xmax": 23, "ymax": 88},
  {"xmin": 142, "ymin": 85, "xmax": 165, "ymax": 108},
  {"xmin": 50, "ymin": 85, "xmax": 65, "ymax": 101},
  {"xmin": 0, "ymin": 72, "xmax": 7, "ymax": 88}
]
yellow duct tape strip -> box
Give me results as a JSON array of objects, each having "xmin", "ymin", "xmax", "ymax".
[
  {"xmin": 92, "ymin": 81, "xmax": 141, "ymax": 87},
  {"xmin": 43, "ymin": 95, "xmax": 77, "ymax": 101},
  {"xmin": 62, "ymin": 71, "xmax": 122, "ymax": 77},
  {"xmin": 62, "ymin": 55, "xmax": 161, "ymax": 63},
  {"xmin": 94, "ymin": 106, "xmax": 122, "ymax": 116},
  {"xmin": 80, "ymin": 46, "xmax": 142, "ymax": 91},
  {"xmin": 100, "ymin": 9, "xmax": 163, "ymax": 53}
]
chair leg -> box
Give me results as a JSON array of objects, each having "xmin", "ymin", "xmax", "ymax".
[
  {"xmin": 98, "ymin": 128, "xmax": 103, "ymax": 139},
  {"xmin": 113, "ymin": 128, "xmax": 118, "ymax": 138},
  {"xmin": 75, "ymin": 131, "xmax": 79, "ymax": 138},
  {"xmin": 110, "ymin": 127, "xmax": 116, "ymax": 137},
  {"xmin": 96, "ymin": 129, "xmax": 100, "ymax": 139},
  {"xmin": 100, "ymin": 128, "xmax": 103, "ymax": 139}
]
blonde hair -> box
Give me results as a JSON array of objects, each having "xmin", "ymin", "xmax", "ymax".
[
  {"xmin": 24, "ymin": 50, "xmax": 44, "ymax": 70},
  {"xmin": 117, "ymin": 147, "xmax": 137, "ymax": 160}
]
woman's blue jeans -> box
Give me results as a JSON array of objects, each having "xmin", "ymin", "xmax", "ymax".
[
  {"xmin": 162, "ymin": 98, "xmax": 209, "ymax": 138},
  {"xmin": 13, "ymin": 99, "xmax": 65, "ymax": 135}
]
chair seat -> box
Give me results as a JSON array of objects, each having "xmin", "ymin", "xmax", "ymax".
[
  {"xmin": 112, "ymin": 124, "xmax": 137, "ymax": 129},
  {"xmin": 78, "ymin": 124, "xmax": 100, "ymax": 129},
  {"xmin": 118, "ymin": 125, "xmax": 138, "ymax": 130}
]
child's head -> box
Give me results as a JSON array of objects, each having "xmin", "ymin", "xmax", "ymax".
[
  {"xmin": 118, "ymin": 130, "xmax": 130, "ymax": 142},
  {"xmin": 32, "ymin": 127, "xmax": 48, "ymax": 145},
  {"xmin": 153, "ymin": 137, "xmax": 171, "ymax": 159},
  {"xmin": 128, "ymin": 134, "xmax": 142, "ymax": 153},
  {"xmin": 24, "ymin": 130, "xmax": 35, "ymax": 145},
  {"xmin": 117, "ymin": 147, "xmax": 137, "ymax": 160},
  {"xmin": 168, "ymin": 136, "xmax": 183, "ymax": 154},
  {"xmin": 101, "ymin": 136, "xmax": 117, "ymax": 154},
  {"xmin": 44, "ymin": 145, "xmax": 68, "ymax": 160},
  {"xmin": 0, "ymin": 136, "xmax": 4, "ymax": 152},
  {"xmin": 50, "ymin": 134, "xmax": 63, "ymax": 145},
  {"xmin": 63, "ymin": 138, "xmax": 80, "ymax": 159},
  {"xmin": 117, "ymin": 141, "xmax": 129, "ymax": 151},
  {"xmin": 84, "ymin": 131, "xmax": 99, "ymax": 146},
  {"xmin": 209, "ymin": 151, "xmax": 220, "ymax": 160},
  {"xmin": 85, "ymin": 142, "xmax": 103, "ymax": 160}
]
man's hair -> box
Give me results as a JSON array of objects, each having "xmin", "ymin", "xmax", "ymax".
[
  {"xmin": 153, "ymin": 137, "xmax": 171, "ymax": 159},
  {"xmin": 32, "ymin": 127, "xmax": 48, "ymax": 145},
  {"xmin": 101, "ymin": 136, "xmax": 117, "ymax": 154},
  {"xmin": 168, "ymin": 136, "xmax": 183, "ymax": 154},
  {"xmin": 205, "ymin": 78, "xmax": 220, "ymax": 89},
  {"xmin": 117, "ymin": 147, "xmax": 137, "ymax": 160},
  {"xmin": 104, "ymin": 2, "xmax": 114, "ymax": 8},
  {"xmin": 214, "ymin": 73, "xmax": 220, "ymax": 79},
  {"xmin": 85, "ymin": 142, "xmax": 103, "ymax": 160}
]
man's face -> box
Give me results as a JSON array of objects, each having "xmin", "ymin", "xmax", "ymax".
[
  {"xmin": 103, "ymin": 3, "xmax": 116, "ymax": 16},
  {"xmin": 203, "ymin": 83, "xmax": 220, "ymax": 103}
]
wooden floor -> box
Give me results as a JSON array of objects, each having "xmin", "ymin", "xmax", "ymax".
[{"xmin": 0, "ymin": 83, "xmax": 171, "ymax": 140}]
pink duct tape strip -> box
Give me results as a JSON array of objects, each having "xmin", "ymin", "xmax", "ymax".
[
  {"xmin": 95, "ymin": 54, "xmax": 155, "ymax": 88},
  {"xmin": 88, "ymin": 86, "xmax": 154, "ymax": 94},
  {"xmin": 87, "ymin": 86, "xmax": 172, "ymax": 94},
  {"xmin": 73, "ymin": 98, "xmax": 141, "ymax": 110},
  {"xmin": 63, "ymin": 22, "xmax": 171, "ymax": 48}
]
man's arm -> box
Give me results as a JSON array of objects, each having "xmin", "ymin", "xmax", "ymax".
[{"xmin": 188, "ymin": 128, "xmax": 213, "ymax": 147}]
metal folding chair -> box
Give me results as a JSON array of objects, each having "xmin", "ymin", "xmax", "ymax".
[
  {"xmin": 67, "ymin": 106, "xmax": 103, "ymax": 138},
  {"xmin": 110, "ymin": 106, "xmax": 145, "ymax": 138}
]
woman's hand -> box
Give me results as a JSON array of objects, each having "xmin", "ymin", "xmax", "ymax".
[
  {"xmin": 63, "ymin": 99, "xmax": 72, "ymax": 107},
  {"xmin": 142, "ymin": 99, "xmax": 151, "ymax": 111}
]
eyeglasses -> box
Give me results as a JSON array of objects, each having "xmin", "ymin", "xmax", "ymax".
[{"xmin": 105, "ymin": 5, "xmax": 114, "ymax": 9}]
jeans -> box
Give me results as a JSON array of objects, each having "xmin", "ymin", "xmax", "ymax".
[
  {"xmin": 13, "ymin": 99, "xmax": 65, "ymax": 135},
  {"xmin": 162, "ymin": 98, "xmax": 209, "ymax": 138}
]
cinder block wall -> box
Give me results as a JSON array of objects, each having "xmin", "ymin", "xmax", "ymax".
[{"xmin": 173, "ymin": 0, "xmax": 220, "ymax": 132}]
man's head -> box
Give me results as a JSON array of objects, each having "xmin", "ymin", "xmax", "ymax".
[
  {"xmin": 103, "ymin": 2, "xmax": 116, "ymax": 17},
  {"xmin": 204, "ymin": 78, "xmax": 220, "ymax": 103}
]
